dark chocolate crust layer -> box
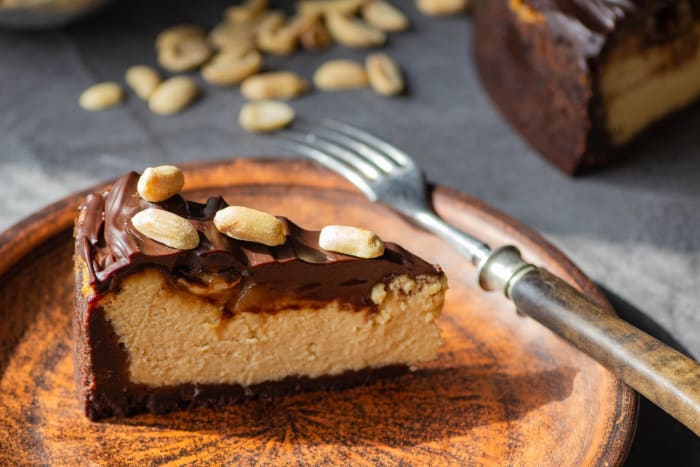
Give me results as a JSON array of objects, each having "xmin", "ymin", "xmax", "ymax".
[{"xmin": 473, "ymin": 0, "xmax": 700, "ymax": 174}]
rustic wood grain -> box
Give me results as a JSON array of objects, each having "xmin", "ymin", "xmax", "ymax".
[{"xmin": 0, "ymin": 158, "xmax": 636, "ymax": 466}]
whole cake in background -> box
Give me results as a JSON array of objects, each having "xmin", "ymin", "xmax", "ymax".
[
  {"xmin": 474, "ymin": 0, "xmax": 700, "ymax": 174},
  {"xmin": 73, "ymin": 166, "xmax": 447, "ymax": 420}
]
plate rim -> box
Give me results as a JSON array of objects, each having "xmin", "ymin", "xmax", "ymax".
[{"xmin": 0, "ymin": 157, "xmax": 638, "ymax": 465}]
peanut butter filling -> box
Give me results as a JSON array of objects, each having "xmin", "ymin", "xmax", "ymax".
[
  {"xmin": 602, "ymin": 21, "xmax": 700, "ymax": 145},
  {"xmin": 103, "ymin": 270, "xmax": 446, "ymax": 387}
]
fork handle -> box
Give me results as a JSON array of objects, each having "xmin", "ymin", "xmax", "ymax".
[{"xmin": 509, "ymin": 266, "xmax": 700, "ymax": 436}]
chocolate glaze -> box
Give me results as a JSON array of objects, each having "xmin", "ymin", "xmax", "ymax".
[
  {"xmin": 522, "ymin": 1, "xmax": 699, "ymax": 58},
  {"xmin": 76, "ymin": 172, "xmax": 441, "ymax": 312}
]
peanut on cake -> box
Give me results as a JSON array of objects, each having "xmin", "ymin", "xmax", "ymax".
[{"xmin": 73, "ymin": 165, "xmax": 447, "ymax": 420}]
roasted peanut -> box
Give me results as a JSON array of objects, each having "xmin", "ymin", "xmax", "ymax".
[
  {"xmin": 131, "ymin": 208, "xmax": 200, "ymax": 250},
  {"xmin": 314, "ymin": 59, "xmax": 368, "ymax": 90},
  {"xmin": 155, "ymin": 24, "xmax": 206, "ymax": 50},
  {"xmin": 225, "ymin": 0, "xmax": 268, "ymax": 24},
  {"xmin": 79, "ymin": 82, "xmax": 124, "ymax": 111},
  {"xmin": 256, "ymin": 10, "xmax": 285, "ymax": 33},
  {"xmin": 148, "ymin": 76, "xmax": 200, "ymax": 115},
  {"xmin": 318, "ymin": 225, "xmax": 385, "ymax": 258},
  {"xmin": 208, "ymin": 22, "xmax": 257, "ymax": 50},
  {"xmin": 416, "ymin": 0, "xmax": 469, "ymax": 16},
  {"xmin": 284, "ymin": 12, "xmax": 320, "ymax": 34},
  {"xmin": 362, "ymin": 1, "xmax": 409, "ymax": 32},
  {"xmin": 258, "ymin": 13, "xmax": 322, "ymax": 55},
  {"xmin": 158, "ymin": 35, "xmax": 213, "ymax": 72},
  {"xmin": 241, "ymin": 71, "xmax": 309, "ymax": 100},
  {"xmin": 257, "ymin": 29, "xmax": 298, "ymax": 55},
  {"xmin": 255, "ymin": 10, "xmax": 298, "ymax": 55},
  {"xmin": 125, "ymin": 65, "xmax": 161, "ymax": 100},
  {"xmin": 214, "ymin": 205, "xmax": 286, "ymax": 246},
  {"xmin": 326, "ymin": 12, "xmax": 385, "ymax": 48},
  {"xmin": 366, "ymin": 52, "xmax": 404, "ymax": 95},
  {"xmin": 137, "ymin": 165, "xmax": 185, "ymax": 202},
  {"xmin": 202, "ymin": 49, "xmax": 263, "ymax": 86},
  {"xmin": 238, "ymin": 100, "xmax": 295, "ymax": 132},
  {"xmin": 297, "ymin": 0, "xmax": 367, "ymax": 17},
  {"xmin": 299, "ymin": 19, "xmax": 332, "ymax": 50}
]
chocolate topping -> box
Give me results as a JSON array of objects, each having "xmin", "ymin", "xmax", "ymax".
[
  {"xmin": 520, "ymin": 0, "xmax": 700, "ymax": 58},
  {"xmin": 76, "ymin": 172, "xmax": 441, "ymax": 311}
]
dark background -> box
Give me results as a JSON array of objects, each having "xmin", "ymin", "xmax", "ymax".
[{"xmin": 0, "ymin": 0, "xmax": 698, "ymax": 463}]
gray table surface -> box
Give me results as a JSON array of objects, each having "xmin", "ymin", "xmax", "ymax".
[{"xmin": 1, "ymin": 0, "xmax": 698, "ymax": 463}]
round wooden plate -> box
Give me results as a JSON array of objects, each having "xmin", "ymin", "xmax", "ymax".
[{"xmin": 0, "ymin": 158, "xmax": 636, "ymax": 465}]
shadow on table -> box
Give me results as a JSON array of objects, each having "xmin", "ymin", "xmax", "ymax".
[{"xmin": 598, "ymin": 286, "xmax": 700, "ymax": 467}]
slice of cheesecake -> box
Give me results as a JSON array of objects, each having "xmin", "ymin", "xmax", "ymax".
[
  {"xmin": 474, "ymin": 0, "xmax": 700, "ymax": 174},
  {"xmin": 73, "ymin": 167, "xmax": 447, "ymax": 420}
]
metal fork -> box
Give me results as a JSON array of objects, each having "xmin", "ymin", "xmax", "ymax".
[{"xmin": 277, "ymin": 119, "xmax": 700, "ymax": 436}]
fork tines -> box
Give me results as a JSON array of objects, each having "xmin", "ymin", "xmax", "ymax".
[{"xmin": 278, "ymin": 120, "xmax": 413, "ymax": 181}]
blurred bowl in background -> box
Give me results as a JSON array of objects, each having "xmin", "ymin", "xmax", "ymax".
[{"xmin": 0, "ymin": 0, "xmax": 112, "ymax": 29}]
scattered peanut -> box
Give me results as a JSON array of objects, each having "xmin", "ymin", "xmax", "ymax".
[
  {"xmin": 362, "ymin": 1, "xmax": 409, "ymax": 32},
  {"xmin": 255, "ymin": 10, "xmax": 299, "ymax": 55},
  {"xmin": 241, "ymin": 71, "xmax": 310, "ymax": 100},
  {"xmin": 256, "ymin": 10, "xmax": 286, "ymax": 33},
  {"xmin": 297, "ymin": 0, "xmax": 368, "ymax": 17},
  {"xmin": 155, "ymin": 24, "xmax": 206, "ymax": 50},
  {"xmin": 326, "ymin": 12, "xmax": 386, "ymax": 47},
  {"xmin": 284, "ymin": 12, "xmax": 320, "ymax": 35},
  {"xmin": 318, "ymin": 225, "xmax": 385, "ymax": 258},
  {"xmin": 299, "ymin": 19, "xmax": 333, "ymax": 50},
  {"xmin": 79, "ymin": 82, "xmax": 124, "ymax": 111},
  {"xmin": 238, "ymin": 100, "xmax": 295, "ymax": 132},
  {"xmin": 82, "ymin": 2, "xmax": 434, "ymax": 117},
  {"xmin": 125, "ymin": 65, "xmax": 161, "ymax": 100},
  {"xmin": 366, "ymin": 52, "xmax": 404, "ymax": 95},
  {"xmin": 314, "ymin": 59, "xmax": 368, "ymax": 90},
  {"xmin": 208, "ymin": 22, "xmax": 257, "ymax": 50},
  {"xmin": 137, "ymin": 165, "xmax": 185, "ymax": 202},
  {"xmin": 225, "ymin": 0, "xmax": 268, "ymax": 24},
  {"xmin": 214, "ymin": 206, "xmax": 286, "ymax": 246},
  {"xmin": 148, "ymin": 76, "xmax": 200, "ymax": 115},
  {"xmin": 202, "ymin": 49, "xmax": 263, "ymax": 86},
  {"xmin": 158, "ymin": 35, "xmax": 213, "ymax": 72},
  {"xmin": 257, "ymin": 29, "xmax": 298, "ymax": 55},
  {"xmin": 131, "ymin": 208, "xmax": 200, "ymax": 250},
  {"xmin": 258, "ymin": 13, "xmax": 320, "ymax": 55},
  {"xmin": 416, "ymin": 0, "xmax": 469, "ymax": 16}
]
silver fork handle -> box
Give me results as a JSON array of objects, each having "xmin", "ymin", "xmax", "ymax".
[
  {"xmin": 411, "ymin": 209, "xmax": 535, "ymax": 294},
  {"xmin": 412, "ymin": 210, "xmax": 491, "ymax": 266}
]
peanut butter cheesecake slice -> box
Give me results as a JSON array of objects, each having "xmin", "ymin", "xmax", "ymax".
[
  {"xmin": 474, "ymin": 0, "xmax": 700, "ymax": 174},
  {"xmin": 73, "ymin": 166, "xmax": 447, "ymax": 420}
]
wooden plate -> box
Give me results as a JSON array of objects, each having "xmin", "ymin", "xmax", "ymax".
[{"xmin": 0, "ymin": 158, "xmax": 636, "ymax": 465}]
